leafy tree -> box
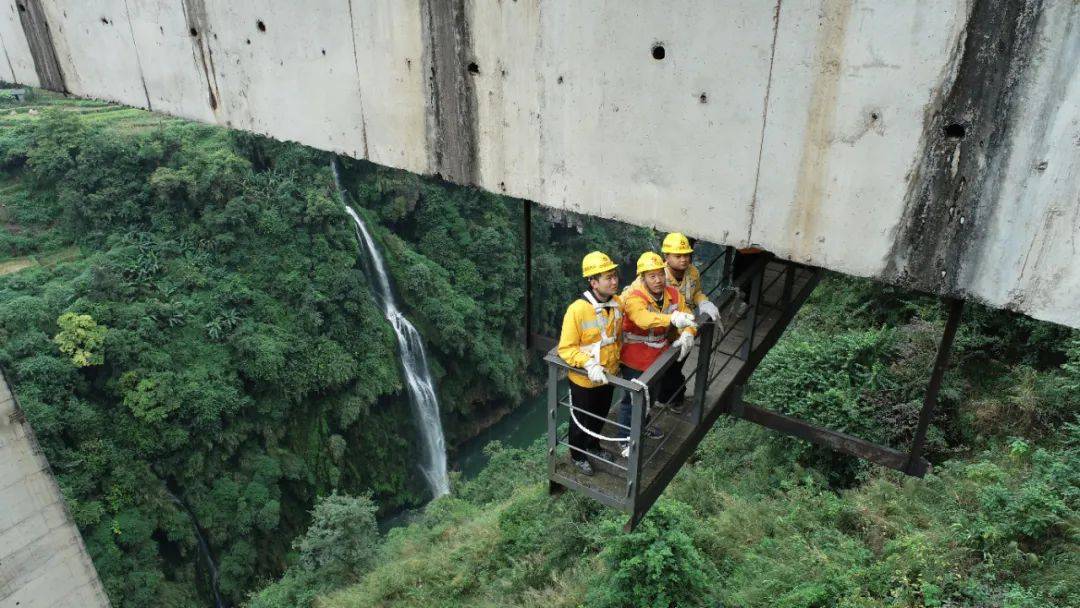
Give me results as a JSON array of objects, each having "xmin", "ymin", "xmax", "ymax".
[
  {"xmin": 295, "ymin": 492, "xmax": 380, "ymax": 585},
  {"xmin": 53, "ymin": 311, "xmax": 107, "ymax": 366}
]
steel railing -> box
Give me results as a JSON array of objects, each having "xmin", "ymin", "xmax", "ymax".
[{"xmin": 544, "ymin": 251, "xmax": 811, "ymax": 510}]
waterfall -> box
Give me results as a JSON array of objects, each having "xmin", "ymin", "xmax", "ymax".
[
  {"xmin": 332, "ymin": 160, "xmax": 450, "ymax": 498},
  {"xmin": 164, "ymin": 489, "xmax": 224, "ymax": 608}
]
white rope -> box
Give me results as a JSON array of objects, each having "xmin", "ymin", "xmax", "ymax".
[
  {"xmin": 569, "ymin": 406, "xmax": 630, "ymax": 443},
  {"xmin": 566, "ymin": 377, "xmax": 652, "ymax": 444}
]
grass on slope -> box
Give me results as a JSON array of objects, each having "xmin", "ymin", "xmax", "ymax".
[{"xmin": 0, "ymin": 88, "xmax": 182, "ymax": 132}]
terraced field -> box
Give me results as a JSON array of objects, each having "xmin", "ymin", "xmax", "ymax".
[
  {"xmin": 0, "ymin": 89, "xmax": 182, "ymax": 132},
  {"xmin": 0, "ymin": 159, "xmax": 79, "ymax": 270},
  {"xmin": 0, "ymin": 88, "xmax": 183, "ymax": 269}
]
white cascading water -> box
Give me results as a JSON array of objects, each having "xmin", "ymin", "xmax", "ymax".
[{"xmin": 332, "ymin": 160, "xmax": 450, "ymax": 498}]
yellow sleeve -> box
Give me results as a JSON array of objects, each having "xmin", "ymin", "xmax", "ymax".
[
  {"xmin": 677, "ymin": 291, "xmax": 698, "ymax": 337},
  {"xmin": 691, "ymin": 266, "xmax": 708, "ymax": 306},
  {"xmin": 557, "ymin": 303, "xmax": 591, "ymax": 369},
  {"xmin": 624, "ymin": 292, "xmax": 671, "ymax": 331}
]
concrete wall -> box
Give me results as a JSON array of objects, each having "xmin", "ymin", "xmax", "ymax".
[
  {"xmin": 0, "ymin": 0, "xmax": 1077, "ymax": 328},
  {"xmin": 0, "ymin": 371, "xmax": 110, "ymax": 607}
]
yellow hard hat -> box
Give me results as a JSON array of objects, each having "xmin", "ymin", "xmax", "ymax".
[
  {"xmin": 581, "ymin": 251, "xmax": 618, "ymax": 278},
  {"xmin": 661, "ymin": 232, "xmax": 694, "ymax": 254},
  {"xmin": 636, "ymin": 251, "xmax": 666, "ymax": 275}
]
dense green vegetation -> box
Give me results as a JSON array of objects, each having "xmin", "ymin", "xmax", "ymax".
[
  {"xmin": 1, "ymin": 94, "xmax": 1076, "ymax": 607},
  {"xmin": 252, "ymin": 277, "xmax": 1079, "ymax": 608},
  {"xmin": 333, "ymin": 158, "xmax": 655, "ymax": 416},
  {"xmin": 0, "ymin": 97, "xmax": 652, "ymax": 606},
  {"xmin": 0, "ymin": 107, "xmax": 412, "ymax": 606}
]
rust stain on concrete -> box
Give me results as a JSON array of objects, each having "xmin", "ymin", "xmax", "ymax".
[{"xmin": 787, "ymin": 0, "xmax": 854, "ymax": 263}]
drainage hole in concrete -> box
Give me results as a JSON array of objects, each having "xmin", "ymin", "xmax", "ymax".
[
  {"xmin": 943, "ymin": 123, "xmax": 966, "ymax": 139},
  {"xmin": 652, "ymin": 44, "xmax": 666, "ymax": 60}
]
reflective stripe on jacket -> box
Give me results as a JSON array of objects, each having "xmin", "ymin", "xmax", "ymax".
[
  {"xmin": 557, "ymin": 294, "xmax": 624, "ymax": 388},
  {"xmin": 620, "ymin": 282, "xmax": 694, "ymax": 372}
]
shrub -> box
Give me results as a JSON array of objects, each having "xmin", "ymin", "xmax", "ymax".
[
  {"xmin": 587, "ymin": 500, "xmax": 717, "ymax": 608},
  {"xmin": 294, "ymin": 492, "xmax": 380, "ymax": 586}
]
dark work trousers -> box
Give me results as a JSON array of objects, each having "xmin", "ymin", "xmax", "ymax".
[
  {"xmin": 732, "ymin": 251, "xmax": 768, "ymax": 303},
  {"xmin": 617, "ymin": 364, "xmax": 686, "ymax": 438},
  {"xmin": 568, "ymin": 381, "xmax": 615, "ymax": 462}
]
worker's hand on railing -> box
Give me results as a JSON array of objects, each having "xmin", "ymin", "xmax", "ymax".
[
  {"xmin": 697, "ymin": 300, "xmax": 720, "ymax": 322},
  {"xmin": 584, "ymin": 360, "xmax": 608, "ymax": 384},
  {"xmin": 670, "ymin": 311, "xmax": 696, "ymax": 330},
  {"xmin": 674, "ymin": 332, "xmax": 695, "ymax": 362}
]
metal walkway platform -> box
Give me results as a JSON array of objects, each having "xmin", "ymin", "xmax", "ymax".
[
  {"xmin": 544, "ymin": 257, "xmax": 819, "ymax": 528},
  {"xmin": 544, "ymin": 255, "xmax": 943, "ymax": 530}
]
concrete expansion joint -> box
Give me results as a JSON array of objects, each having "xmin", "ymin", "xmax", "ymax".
[{"xmin": 14, "ymin": 0, "xmax": 66, "ymax": 93}]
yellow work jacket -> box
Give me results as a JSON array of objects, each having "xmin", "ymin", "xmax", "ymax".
[
  {"xmin": 623, "ymin": 278, "xmax": 698, "ymax": 338},
  {"xmin": 665, "ymin": 264, "xmax": 708, "ymax": 307},
  {"xmin": 557, "ymin": 294, "xmax": 624, "ymax": 388}
]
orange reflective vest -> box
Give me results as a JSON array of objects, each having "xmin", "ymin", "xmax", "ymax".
[{"xmin": 620, "ymin": 285, "xmax": 681, "ymax": 372}]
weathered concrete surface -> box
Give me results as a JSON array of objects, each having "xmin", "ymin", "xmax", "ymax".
[
  {"xmin": 0, "ymin": 372, "xmax": 110, "ymax": 608},
  {"xmin": 0, "ymin": 0, "xmax": 1077, "ymax": 328}
]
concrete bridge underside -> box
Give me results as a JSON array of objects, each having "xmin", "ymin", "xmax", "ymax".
[
  {"xmin": 2, "ymin": 0, "xmax": 1078, "ymax": 327},
  {"xmin": 0, "ymin": 3, "xmax": 1078, "ymax": 605}
]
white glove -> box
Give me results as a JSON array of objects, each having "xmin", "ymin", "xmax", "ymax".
[
  {"xmin": 670, "ymin": 311, "xmax": 697, "ymax": 330},
  {"xmin": 674, "ymin": 332, "xmax": 695, "ymax": 362},
  {"xmin": 584, "ymin": 360, "xmax": 608, "ymax": 384},
  {"xmin": 698, "ymin": 300, "xmax": 720, "ymax": 322}
]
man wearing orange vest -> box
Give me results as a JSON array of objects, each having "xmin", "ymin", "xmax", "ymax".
[
  {"xmin": 661, "ymin": 233, "xmax": 722, "ymax": 323},
  {"xmin": 557, "ymin": 251, "xmax": 624, "ymax": 476},
  {"xmin": 616, "ymin": 252, "xmax": 698, "ymax": 444}
]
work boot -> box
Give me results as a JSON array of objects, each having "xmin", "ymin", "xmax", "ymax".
[
  {"xmin": 590, "ymin": 447, "xmax": 614, "ymax": 463},
  {"xmin": 573, "ymin": 458, "xmax": 594, "ymax": 476},
  {"xmin": 645, "ymin": 426, "xmax": 664, "ymax": 440}
]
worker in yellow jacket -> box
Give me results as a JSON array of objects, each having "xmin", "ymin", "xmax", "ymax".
[
  {"xmin": 557, "ymin": 251, "xmax": 624, "ymax": 476},
  {"xmin": 661, "ymin": 233, "xmax": 721, "ymax": 322}
]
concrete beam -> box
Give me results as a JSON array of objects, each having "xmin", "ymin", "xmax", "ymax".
[
  {"xmin": 0, "ymin": 372, "xmax": 110, "ymax": 608},
  {"xmin": 0, "ymin": 0, "xmax": 1076, "ymax": 328}
]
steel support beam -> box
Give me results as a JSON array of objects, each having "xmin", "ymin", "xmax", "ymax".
[
  {"xmin": 546, "ymin": 363, "xmax": 561, "ymax": 494},
  {"xmin": 731, "ymin": 399, "xmax": 930, "ymax": 476},
  {"xmin": 905, "ymin": 298, "xmax": 964, "ymax": 475},
  {"xmin": 523, "ymin": 200, "xmax": 533, "ymax": 350}
]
